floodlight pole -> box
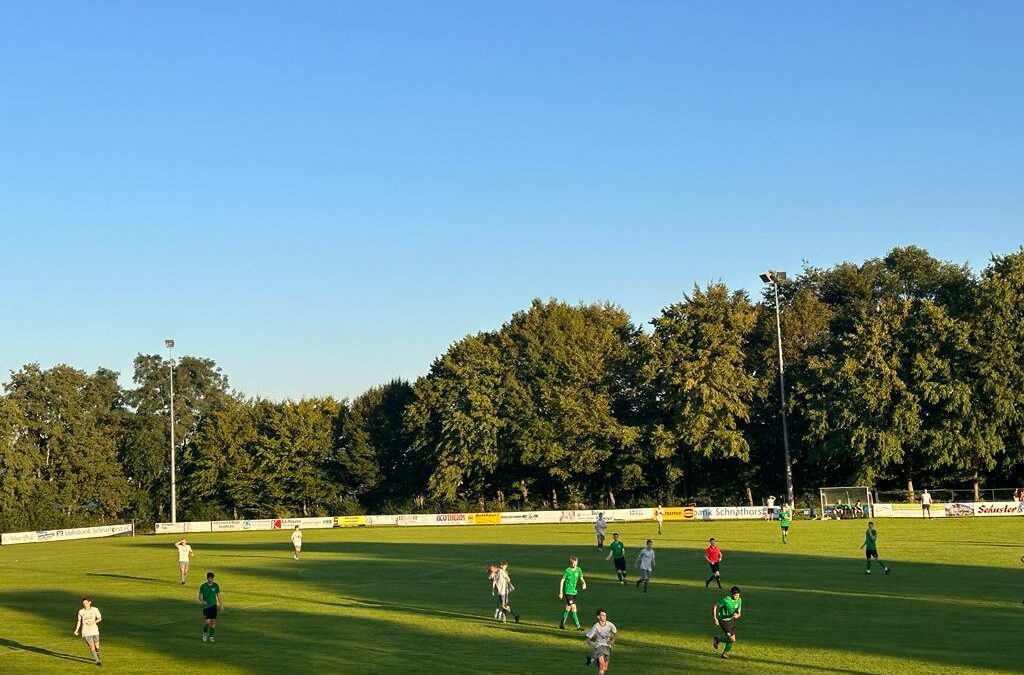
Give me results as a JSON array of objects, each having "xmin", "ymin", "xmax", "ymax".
[
  {"xmin": 166, "ymin": 339, "xmax": 177, "ymax": 524},
  {"xmin": 761, "ymin": 271, "xmax": 795, "ymax": 506}
]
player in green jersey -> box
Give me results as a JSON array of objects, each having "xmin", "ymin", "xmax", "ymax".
[
  {"xmin": 198, "ymin": 572, "xmax": 225, "ymax": 642},
  {"xmin": 779, "ymin": 503, "xmax": 792, "ymax": 543},
  {"xmin": 604, "ymin": 533, "xmax": 628, "ymax": 584},
  {"xmin": 558, "ymin": 556, "xmax": 587, "ymax": 631},
  {"xmin": 712, "ymin": 586, "xmax": 743, "ymax": 660},
  {"xmin": 861, "ymin": 521, "xmax": 890, "ymax": 575}
]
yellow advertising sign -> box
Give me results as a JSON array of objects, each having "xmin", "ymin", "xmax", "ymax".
[
  {"xmin": 335, "ymin": 515, "xmax": 367, "ymax": 527},
  {"xmin": 469, "ymin": 512, "xmax": 502, "ymax": 525}
]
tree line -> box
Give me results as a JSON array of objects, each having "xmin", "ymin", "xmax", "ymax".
[{"xmin": 1, "ymin": 246, "xmax": 1022, "ymax": 531}]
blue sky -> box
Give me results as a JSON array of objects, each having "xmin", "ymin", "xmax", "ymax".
[{"xmin": 2, "ymin": 2, "xmax": 1021, "ymax": 400}]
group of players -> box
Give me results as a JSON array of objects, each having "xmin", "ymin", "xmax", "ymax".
[{"xmin": 69, "ymin": 525, "xmax": 304, "ymax": 666}]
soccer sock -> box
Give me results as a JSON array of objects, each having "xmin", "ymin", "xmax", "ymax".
[
  {"xmin": 561, "ymin": 609, "xmax": 570, "ymax": 625},
  {"xmin": 203, "ymin": 625, "xmax": 208, "ymax": 635},
  {"xmin": 571, "ymin": 611, "xmax": 580, "ymax": 628},
  {"xmin": 209, "ymin": 627, "xmax": 215, "ymax": 637},
  {"xmin": 723, "ymin": 640, "xmax": 733, "ymax": 653}
]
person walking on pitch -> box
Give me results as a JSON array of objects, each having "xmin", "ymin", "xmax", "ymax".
[
  {"xmin": 175, "ymin": 538, "xmax": 194, "ymax": 584},
  {"xmin": 594, "ymin": 513, "xmax": 607, "ymax": 550},
  {"xmin": 713, "ymin": 586, "xmax": 743, "ymax": 659},
  {"xmin": 198, "ymin": 572, "xmax": 225, "ymax": 642},
  {"xmin": 290, "ymin": 525, "xmax": 302, "ymax": 559},
  {"xmin": 655, "ymin": 505, "xmax": 664, "ymax": 535},
  {"xmin": 861, "ymin": 521, "xmax": 890, "ymax": 575},
  {"xmin": 73, "ymin": 595, "xmax": 103, "ymax": 666},
  {"xmin": 920, "ymin": 489, "xmax": 932, "ymax": 519},
  {"xmin": 605, "ymin": 533, "xmax": 628, "ymax": 584},
  {"xmin": 635, "ymin": 540, "xmax": 656, "ymax": 592},
  {"xmin": 584, "ymin": 609, "xmax": 617, "ymax": 674},
  {"xmin": 705, "ymin": 537, "xmax": 723, "ymax": 589},
  {"xmin": 559, "ymin": 556, "xmax": 587, "ymax": 630},
  {"xmin": 779, "ymin": 503, "xmax": 792, "ymax": 543},
  {"xmin": 492, "ymin": 561, "xmax": 520, "ymax": 623}
]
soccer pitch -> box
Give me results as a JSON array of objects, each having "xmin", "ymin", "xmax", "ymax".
[{"xmin": 1, "ymin": 519, "xmax": 1022, "ymax": 674}]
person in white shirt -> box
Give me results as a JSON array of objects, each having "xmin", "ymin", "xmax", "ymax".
[
  {"xmin": 491, "ymin": 561, "xmax": 520, "ymax": 623},
  {"xmin": 291, "ymin": 526, "xmax": 303, "ymax": 559},
  {"xmin": 765, "ymin": 495, "xmax": 776, "ymax": 520},
  {"xmin": 594, "ymin": 513, "xmax": 607, "ymax": 550},
  {"xmin": 921, "ymin": 489, "xmax": 932, "ymax": 519},
  {"xmin": 584, "ymin": 609, "xmax": 617, "ymax": 674},
  {"xmin": 175, "ymin": 538, "xmax": 194, "ymax": 584},
  {"xmin": 635, "ymin": 540, "xmax": 656, "ymax": 592},
  {"xmin": 655, "ymin": 506, "xmax": 664, "ymax": 534},
  {"xmin": 73, "ymin": 595, "xmax": 103, "ymax": 666}
]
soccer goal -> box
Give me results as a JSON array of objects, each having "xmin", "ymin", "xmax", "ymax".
[{"xmin": 819, "ymin": 486, "xmax": 872, "ymax": 520}]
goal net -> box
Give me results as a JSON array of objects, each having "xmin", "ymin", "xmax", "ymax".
[{"xmin": 819, "ymin": 486, "xmax": 872, "ymax": 520}]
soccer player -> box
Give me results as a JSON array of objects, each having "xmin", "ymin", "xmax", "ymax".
[
  {"xmin": 558, "ymin": 556, "xmax": 587, "ymax": 631},
  {"xmin": 605, "ymin": 533, "xmax": 628, "ymax": 584},
  {"xmin": 584, "ymin": 609, "xmax": 617, "ymax": 674},
  {"xmin": 712, "ymin": 586, "xmax": 743, "ymax": 660},
  {"xmin": 492, "ymin": 561, "xmax": 520, "ymax": 623},
  {"xmin": 594, "ymin": 513, "xmax": 607, "ymax": 550},
  {"xmin": 705, "ymin": 537, "xmax": 723, "ymax": 589},
  {"xmin": 779, "ymin": 503, "xmax": 792, "ymax": 543},
  {"xmin": 920, "ymin": 489, "xmax": 932, "ymax": 519},
  {"xmin": 764, "ymin": 495, "xmax": 776, "ymax": 520},
  {"xmin": 175, "ymin": 538, "xmax": 194, "ymax": 584},
  {"xmin": 655, "ymin": 505, "xmax": 664, "ymax": 535},
  {"xmin": 861, "ymin": 521, "xmax": 890, "ymax": 575},
  {"xmin": 291, "ymin": 525, "xmax": 302, "ymax": 559},
  {"xmin": 635, "ymin": 540, "xmax": 655, "ymax": 592},
  {"xmin": 73, "ymin": 595, "xmax": 103, "ymax": 666},
  {"xmin": 198, "ymin": 572, "xmax": 225, "ymax": 642}
]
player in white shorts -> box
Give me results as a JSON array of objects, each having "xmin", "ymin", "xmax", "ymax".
[
  {"xmin": 594, "ymin": 513, "xmax": 607, "ymax": 550},
  {"xmin": 584, "ymin": 609, "xmax": 617, "ymax": 674},
  {"xmin": 291, "ymin": 526, "xmax": 302, "ymax": 559},
  {"xmin": 635, "ymin": 540, "xmax": 656, "ymax": 592},
  {"xmin": 655, "ymin": 505, "xmax": 664, "ymax": 534},
  {"xmin": 73, "ymin": 595, "xmax": 103, "ymax": 666},
  {"xmin": 175, "ymin": 538, "xmax": 194, "ymax": 584}
]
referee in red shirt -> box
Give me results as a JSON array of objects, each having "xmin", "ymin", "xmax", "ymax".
[{"xmin": 705, "ymin": 538, "xmax": 723, "ymax": 589}]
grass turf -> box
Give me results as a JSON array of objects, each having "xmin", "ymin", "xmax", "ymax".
[{"xmin": 1, "ymin": 518, "xmax": 1022, "ymax": 674}]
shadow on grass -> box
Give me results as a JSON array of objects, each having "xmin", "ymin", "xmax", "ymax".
[{"xmin": 0, "ymin": 636, "xmax": 95, "ymax": 664}]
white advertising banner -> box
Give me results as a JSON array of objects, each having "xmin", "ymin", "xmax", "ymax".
[
  {"xmin": 700, "ymin": 506, "xmax": 770, "ymax": 521},
  {"xmin": 2, "ymin": 523, "xmax": 133, "ymax": 546},
  {"xmin": 275, "ymin": 517, "xmax": 335, "ymax": 530},
  {"xmin": 155, "ymin": 521, "xmax": 213, "ymax": 534},
  {"xmin": 972, "ymin": 501, "xmax": 1024, "ymax": 517},
  {"xmin": 211, "ymin": 519, "xmax": 275, "ymax": 532}
]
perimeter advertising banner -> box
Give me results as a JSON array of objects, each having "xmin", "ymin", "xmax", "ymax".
[
  {"xmin": 155, "ymin": 521, "xmax": 213, "ymax": 534},
  {"xmin": 1, "ymin": 523, "xmax": 133, "ymax": 546}
]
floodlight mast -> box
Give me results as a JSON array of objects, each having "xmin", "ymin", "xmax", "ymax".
[
  {"xmin": 165, "ymin": 339, "xmax": 177, "ymax": 524},
  {"xmin": 761, "ymin": 270, "xmax": 794, "ymax": 506}
]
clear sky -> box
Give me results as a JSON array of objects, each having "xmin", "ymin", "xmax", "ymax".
[{"xmin": 2, "ymin": 2, "xmax": 1021, "ymax": 401}]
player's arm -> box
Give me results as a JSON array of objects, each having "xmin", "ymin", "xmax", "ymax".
[
  {"xmin": 605, "ymin": 549, "xmax": 613, "ymax": 560},
  {"xmin": 608, "ymin": 626, "xmax": 617, "ymax": 647},
  {"xmin": 712, "ymin": 603, "xmax": 719, "ymax": 625},
  {"xmin": 558, "ymin": 576, "xmax": 565, "ymax": 598},
  {"xmin": 174, "ymin": 539, "xmax": 184, "ymax": 547},
  {"xmin": 74, "ymin": 612, "xmax": 81, "ymax": 635},
  {"xmin": 580, "ymin": 574, "xmax": 587, "ymax": 591},
  {"xmin": 197, "ymin": 589, "xmax": 204, "ymax": 604},
  {"xmin": 217, "ymin": 592, "xmax": 224, "ymax": 610},
  {"xmin": 651, "ymin": 551, "xmax": 656, "ymax": 568},
  {"xmin": 94, "ymin": 608, "xmax": 102, "ymax": 625}
]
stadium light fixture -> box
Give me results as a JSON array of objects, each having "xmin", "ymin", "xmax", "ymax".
[
  {"xmin": 760, "ymin": 270, "xmax": 794, "ymax": 505},
  {"xmin": 165, "ymin": 339, "xmax": 177, "ymax": 524}
]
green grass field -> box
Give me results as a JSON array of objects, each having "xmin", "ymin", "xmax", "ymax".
[{"xmin": 1, "ymin": 518, "xmax": 1022, "ymax": 674}]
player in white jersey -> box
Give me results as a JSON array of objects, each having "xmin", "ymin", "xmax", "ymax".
[
  {"xmin": 655, "ymin": 505, "xmax": 664, "ymax": 534},
  {"xmin": 491, "ymin": 561, "xmax": 520, "ymax": 623},
  {"xmin": 73, "ymin": 595, "xmax": 103, "ymax": 666},
  {"xmin": 175, "ymin": 538, "xmax": 194, "ymax": 584},
  {"xmin": 594, "ymin": 513, "xmax": 607, "ymax": 550},
  {"xmin": 291, "ymin": 526, "xmax": 303, "ymax": 559},
  {"xmin": 584, "ymin": 609, "xmax": 617, "ymax": 674},
  {"xmin": 635, "ymin": 539, "xmax": 656, "ymax": 592}
]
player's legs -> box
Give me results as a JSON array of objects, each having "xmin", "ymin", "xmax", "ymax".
[
  {"xmin": 83, "ymin": 635, "xmax": 100, "ymax": 663},
  {"xmin": 179, "ymin": 562, "xmax": 188, "ymax": 584},
  {"xmin": 294, "ymin": 545, "xmax": 301, "ymax": 560},
  {"xmin": 781, "ymin": 525, "xmax": 788, "ymax": 543},
  {"xmin": 597, "ymin": 652, "xmax": 609, "ymax": 674}
]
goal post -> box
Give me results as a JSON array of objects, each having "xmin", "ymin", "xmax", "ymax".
[{"xmin": 819, "ymin": 486, "xmax": 872, "ymax": 520}]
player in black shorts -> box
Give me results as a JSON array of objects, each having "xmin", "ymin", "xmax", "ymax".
[{"xmin": 198, "ymin": 572, "xmax": 224, "ymax": 642}]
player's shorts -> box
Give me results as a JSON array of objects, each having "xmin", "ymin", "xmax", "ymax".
[
  {"xmin": 203, "ymin": 605, "xmax": 218, "ymax": 620},
  {"xmin": 179, "ymin": 561, "xmax": 189, "ymax": 568},
  {"xmin": 499, "ymin": 592, "xmax": 510, "ymax": 605},
  {"xmin": 591, "ymin": 645, "xmax": 611, "ymax": 660},
  {"xmin": 719, "ymin": 620, "xmax": 736, "ymax": 638},
  {"xmin": 564, "ymin": 594, "xmax": 577, "ymax": 606},
  {"xmin": 781, "ymin": 524, "xmax": 790, "ymax": 531},
  {"xmin": 613, "ymin": 557, "xmax": 626, "ymax": 572},
  {"xmin": 708, "ymin": 562, "xmax": 720, "ymax": 573},
  {"xmin": 639, "ymin": 567, "xmax": 652, "ymax": 578},
  {"xmin": 83, "ymin": 634, "xmax": 99, "ymax": 645},
  {"xmin": 865, "ymin": 549, "xmax": 879, "ymax": 559},
  {"xmin": 293, "ymin": 545, "xmax": 302, "ymax": 551},
  {"xmin": 922, "ymin": 504, "xmax": 930, "ymax": 510}
]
